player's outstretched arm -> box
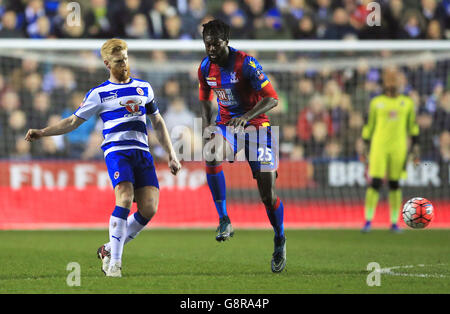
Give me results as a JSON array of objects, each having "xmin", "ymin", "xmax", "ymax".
[
  {"xmin": 149, "ymin": 113, "xmax": 181, "ymax": 175},
  {"xmin": 25, "ymin": 114, "xmax": 85, "ymax": 142}
]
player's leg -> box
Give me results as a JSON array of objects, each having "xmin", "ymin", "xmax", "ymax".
[
  {"xmin": 126, "ymin": 186, "xmax": 159, "ymax": 243},
  {"xmin": 107, "ymin": 181, "xmax": 134, "ymax": 277},
  {"xmin": 387, "ymin": 150, "xmax": 407, "ymax": 233},
  {"xmin": 98, "ymin": 151, "xmax": 135, "ymax": 277},
  {"xmin": 204, "ymin": 125, "xmax": 234, "ymax": 241},
  {"xmin": 362, "ymin": 178, "xmax": 382, "ymax": 232},
  {"xmin": 362, "ymin": 147, "xmax": 386, "ymax": 232},
  {"xmin": 388, "ymin": 180, "xmax": 402, "ymax": 233},
  {"xmin": 255, "ymin": 171, "xmax": 286, "ymax": 273},
  {"xmin": 125, "ymin": 150, "xmax": 160, "ymax": 243}
]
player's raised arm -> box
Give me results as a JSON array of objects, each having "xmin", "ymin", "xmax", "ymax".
[
  {"xmin": 24, "ymin": 114, "xmax": 85, "ymax": 142},
  {"xmin": 148, "ymin": 112, "xmax": 181, "ymax": 176}
]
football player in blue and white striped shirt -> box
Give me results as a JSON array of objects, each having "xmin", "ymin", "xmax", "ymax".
[{"xmin": 25, "ymin": 39, "xmax": 181, "ymax": 277}]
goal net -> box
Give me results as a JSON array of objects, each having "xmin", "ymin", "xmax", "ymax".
[{"xmin": 0, "ymin": 39, "xmax": 449, "ymax": 229}]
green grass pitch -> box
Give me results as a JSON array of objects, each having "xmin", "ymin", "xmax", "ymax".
[{"xmin": 0, "ymin": 229, "xmax": 449, "ymax": 294}]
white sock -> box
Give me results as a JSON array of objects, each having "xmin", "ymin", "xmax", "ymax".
[
  {"xmin": 109, "ymin": 206, "xmax": 130, "ymax": 264},
  {"xmin": 105, "ymin": 211, "xmax": 150, "ymax": 251}
]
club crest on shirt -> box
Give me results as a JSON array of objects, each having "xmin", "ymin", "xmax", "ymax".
[
  {"xmin": 119, "ymin": 98, "xmax": 143, "ymax": 117},
  {"xmin": 114, "ymin": 171, "xmax": 120, "ymax": 180},
  {"xmin": 230, "ymin": 72, "xmax": 239, "ymax": 83},
  {"xmin": 136, "ymin": 87, "xmax": 144, "ymax": 95}
]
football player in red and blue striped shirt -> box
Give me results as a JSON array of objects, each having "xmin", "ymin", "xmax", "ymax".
[{"xmin": 198, "ymin": 19, "xmax": 286, "ymax": 273}]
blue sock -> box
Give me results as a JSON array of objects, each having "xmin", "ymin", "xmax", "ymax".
[
  {"xmin": 206, "ymin": 164, "xmax": 228, "ymax": 219},
  {"xmin": 265, "ymin": 198, "xmax": 285, "ymax": 238}
]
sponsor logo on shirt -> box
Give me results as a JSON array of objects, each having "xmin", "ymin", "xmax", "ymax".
[
  {"xmin": 119, "ymin": 98, "xmax": 143, "ymax": 117},
  {"xmin": 101, "ymin": 91, "xmax": 118, "ymax": 103},
  {"xmin": 206, "ymin": 77, "xmax": 217, "ymax": 87}
]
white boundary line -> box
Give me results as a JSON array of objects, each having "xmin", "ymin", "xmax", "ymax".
[{"xmin": 379, "ymin": 264, "xmax": 447, "ymax": 278}]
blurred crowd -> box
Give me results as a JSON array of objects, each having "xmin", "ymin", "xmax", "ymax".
[
  {"xmin": 0, "ymin": 48, "xmax": 449, "ymax": 164},
  {"xmin": 0, "ymin": 0, "xmax": 449, "ymax": 164},
  {"xmin": 0, "ymin": 0, "xmax": 450, "ymax": 40}
]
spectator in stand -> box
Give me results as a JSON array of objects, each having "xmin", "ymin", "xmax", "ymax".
[
  {"xmin": 114, "ymin": 0, "xmax": 148, "ymax": 38},
  {"xmin": 434, "ymin": 90, "xmax": 450, "ymax": 132},
  {"xmin": 292, "ymin": 14, "xmax": 316, "ymax": 39},
  {"xmin": 347, "ymin": 0, "xmax": 372, "ymax": 31},
  {"xmin": 282, "ymin": 0, "xmax": 311, "ymax": 33},
  {"xmin": 382, "ymin": 0, "xmax": 404, "ymax": 39},
  {"xmin": 409, "ymin": 51, "xmax": 445, "ymax": 96},
  {"xmin": 420, "ymin": 0, "xmax": 445, "ymax": 26},
  {"xmin": 440, "ymin": 0, "xmax": 450, "ymax": 37},
  {"xmin": 323, "ymin": 80, "xmax": 351, "ymax": 137},
  {"xmin": 24, "ymin": 0, "xmax": 46, "ymax": 38},
  {"xmin": 11, "ymin": 134, "xmax": 32, "ymax": 161},
  {"xmin": 416, "ymin": 107, "xmax": 439, "ymax": 161},
  {"xmin": 148, "ymin": 0, "xmax": 178, "ymax": 39},
  {"xmin": 162, "ymin": 97, "xmax": 199, "ymax": 158},
  {"xmin": 322, "ymin": 7, "xmax": 357, "ymax": 39},
  {"xmin": 243, "ymin": 0, "xmax": 267, "ymax": 38},
  {"xmin": 84, "ymin": 0, "xmax": 113, "ymax": 38},
  {"xmin": 21, "ymin": 72, "xmax": 43, "ymax": 112},
  {"xmin": 398, "ymin": 9, "xmax": 426, "ymax": 39},
  {"xmin": 60, "ymin": 92, "xmax": 96, "ymax": 159},
  {"xmin": 29, "ymin": 15, "xmax": 51, "ymax": 38},
  {"xmin": 253, "ymin": 6, "xmax": 292, "ymax": 39},
  {"xmin": 10, "ymin": 55, "xmax": 40, "ymax": 92},
  {"xmin": 46, "ymin": 67, "xmax": 77, "ymax": 112},
  {"xmin": 31, "ymin": 114, "xmax": 66, "ymax": 158},
  {"xmin": 0, "ymin": 10, "xmax": 25, "ymax": 38},
  {"xmin": 214, "ymin": 0, "xmax": 249, "ymax": 39},
  {"xmin": 3, "ymin": 110, "xmax": 28, "ymax": 157},
  {"xmin": 438, "ymin": 131, "xmax": 450, "ymax": 162},
  {"xmin": 158, "ymin": 77, "xmax": 181, "ymax": 114},
  {"xmin": 125, "ymin": 13, "xmax": 150, "ymax": 39},
  {"xmin": 303, "ymin": 120, "xmax": 328, "ymax": 158},
  {"xmin": 297, "ymin": 94, "xmax": 333, "ymax": 142},
  {"xmin": 50, "ymin": 0, "xmax": 69, "ymax": 37},
  {"xmin": 426, "ymin": 19, "xmax": 444, "ymax": 39},
  {"xmin": 29, "ymin": 91, "xmax": 52, "ymax": 130},
  {"xmin": 324, "ymin": 138, "xmax": 342, "ymax": 160},
  {"xmin": 163, "ymin": 14, "xmax": 191, "ymax": 39},
  {"xmin": 73, "ymin": 51, "xmax": 105, "ymax": 93},
  {"xmin": 313, "ymin": 0, "xmax": 333, "ymax": 38},
  {"xmin": 181, "ymin": 0, "xmax": 206, "ymax": 39},
  {"xmin": 288, "ymin": 76, "xmax": 314, "ymax": 122},
  {"xmin": 341, "ymin": 110, "xmax": 364, "ymax": 158}
]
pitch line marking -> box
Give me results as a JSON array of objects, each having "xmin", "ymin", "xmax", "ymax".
[{"xmin": 378, "ymin": 264, "xmax": 447, "ymax": 278}]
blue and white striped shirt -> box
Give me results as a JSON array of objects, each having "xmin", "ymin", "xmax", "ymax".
[{"xmin": 74, "ymin": 78, "xmax": 159, "ymax": 157}]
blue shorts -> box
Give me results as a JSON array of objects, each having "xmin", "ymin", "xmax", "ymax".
[
  {"xmin": 105, "ymin": 149, "xmax": 159, "ymax": 189},
  {"xmin": 215, "ymin": 124, "xmax": 279, "ymax": 178}
]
